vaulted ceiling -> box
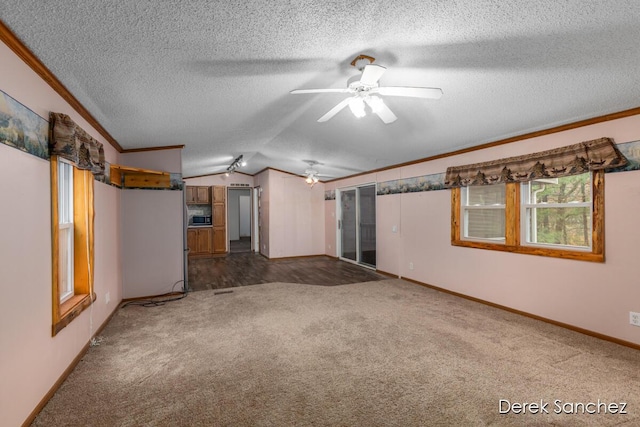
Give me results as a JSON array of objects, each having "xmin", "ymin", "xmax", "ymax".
[{"xmin": 2, "ymin": 1, "xmax": 640, "ymax": 179}]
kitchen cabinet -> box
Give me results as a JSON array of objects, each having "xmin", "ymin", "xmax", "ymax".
[
  {"xmin": 187, "ymin": 227, "xmax": 212, "ymax": 255},
  {"xmin": 212, "ymin": 185, "xmax": 227, "ymax": 253},
  {"xmin": 186, "ymin": 186, "xmax": 211, "ymax": 204}
]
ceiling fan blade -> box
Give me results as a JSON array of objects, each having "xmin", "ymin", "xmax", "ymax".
[
  {"xmin": 290, "ymin": 88, "xmax": 351, "ymax": 94},
  {"xmin": 376, "ymin": 86, "xmax": 443, "ymax": 99},
  {"xmin": 364, "ymin": 97, "xmax": 397, "ymax": 124},
  {"xmin": 359, "ymin": 64, "xmax": 386, "ymax": 86},
  {"xmin": 317, "ymin": 97, "xmax": 353, "ymax": 122}
]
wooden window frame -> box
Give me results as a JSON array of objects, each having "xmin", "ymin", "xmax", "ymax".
[
  {"xmin": 51, "ymin": 156, "xmax": 96, "ymax": 336},
  {"xmin": 451, "ymin": 170, "xmax": 604, "ymax": 262}
]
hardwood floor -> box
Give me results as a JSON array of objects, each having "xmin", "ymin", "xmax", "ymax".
[
  {"xmin": 229, "ymin": 236, "xmax": 252, "ymax": 253},
  {"xmin": 187, "ymin": 252, "xmax": 389, "ymax": 291}
]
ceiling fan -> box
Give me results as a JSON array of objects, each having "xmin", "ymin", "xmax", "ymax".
[
  {"xmin": 290, "ymin": 55, "xmax": 443, "ymax": 124},
  {"xmin": 302, "ymin": 160, "xmax": 331, "ymax": 187}
]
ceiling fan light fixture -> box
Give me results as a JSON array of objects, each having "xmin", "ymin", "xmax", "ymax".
[
  {"xmin": 367, "ymin": 95, "xmax": 385, "ymax": 114},
  {"xmin": 304, "ymin": 167, "xmax": 320, "ymax": 187},
  {"xmin": 290, "ymin": 54, "xmax": 442, "ymax": 125},
  {"xmin": 348, "ymin": 97, "xmax": 366, "ymax": 118}
]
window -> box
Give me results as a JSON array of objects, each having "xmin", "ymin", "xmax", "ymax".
[
  {"xmin": 51, "ymin": 155, "xmax": 96, "ymax": 335},
  {"xmin": 58, "ymin": 159, "xmax": 74, "ymax": 303},
  {"xmin": 461, "ymin": 184, "xmax": 506, "ymax": 242},
  {"xmin": 451, "ymin": 170, "xmax": 604, "ymax": 262},
  {"xmin": 522, "ymin": 173, "xmax": 592, "ymax": 250}
]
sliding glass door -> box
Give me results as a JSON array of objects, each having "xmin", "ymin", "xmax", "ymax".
[
  {"xmin": 340, "ymin": 189, "xmax": 357, "ymax": 262},
  {"xmin": 338, "ymin": 184, "xmax": 376, "ymax": 268},
  {"xmin": 358, "ymin": 185, "xmax": 376, "ymax": 267}
]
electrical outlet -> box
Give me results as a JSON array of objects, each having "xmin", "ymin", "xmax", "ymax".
[
  {"xmin": 105, "ymin": 292, "xmax": 110, "ymax": 305},
  {"xmin": 631, "ymin": 312, "xmax": 640, "ymax": 327},
  {"xmin": 409, "ymin": 262, "xmax": 414, "ymax": 270}
]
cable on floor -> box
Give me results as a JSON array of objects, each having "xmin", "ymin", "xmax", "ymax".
[{"xmin": 121, "ymin": 280, "xmax": 188, "ymax": 308}]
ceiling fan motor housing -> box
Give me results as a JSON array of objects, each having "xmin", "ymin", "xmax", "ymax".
[
  {"xmin": 350, "ymin": 54, "xmax": 375, "ymax": 70},
  {"xmin": 348, "ymin": 76, "xmax": 377, "ymax": 92}
]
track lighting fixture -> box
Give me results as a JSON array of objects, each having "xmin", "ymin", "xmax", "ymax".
[{"xmin": 225, "ymin": 155, "xmax": 245, "ymax": 176}]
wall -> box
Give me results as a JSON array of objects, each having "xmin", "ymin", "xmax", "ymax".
[
  {"xmin": 119, "ymin": 149, "xmax": 185, "ymax": 299},
  {"xmin": 0, "ymin": 40, "xmax": 122, "ymax": 426},
  {"xmin": 326, "ymin": 114, "xmax": 640, "ymax": 346},
  {"xmin": 120, "ymin": 149, "xmax": 182, "ymax": 174},
  {"xmin": 253, "ymin": 170, "xmax": 270, "ymax": 256},
  {"xmin": 120, "ymin": 189, "xmax": 184, "ymax": 298},
  {"xmin": 239, "ymin": 194, "xmax": 251, "ymax": 237},
  {"xmin": 263, "ymin": 169, "xmax": 325, "ymax": 258}
]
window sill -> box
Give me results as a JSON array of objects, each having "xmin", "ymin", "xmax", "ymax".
[
  {"xmin": 452, "ymin": 239, "xmax": 604, "ymax": 263},
  {"xmin": 53, "ymin": 292, "xmax": 96, "ymax": 336}
]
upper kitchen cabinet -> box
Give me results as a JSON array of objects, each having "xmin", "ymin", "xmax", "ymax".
[
  {"xmin": 212, "ymin": 186, "xmax": 225, "ymax": 204},
  {"xmin": 186, "ymin": 186, "xmax": 211, "ymax": 204}
]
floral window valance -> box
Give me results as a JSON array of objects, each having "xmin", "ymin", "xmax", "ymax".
[
  {"xmin": 50, "ymin": 112, "xmax": 105, "ymax": 177},
  {"xmin": 444, "ymin": 137, "xmax": 627, "ymax": 187}
]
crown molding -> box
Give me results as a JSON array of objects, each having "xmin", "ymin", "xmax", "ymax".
[{"xmin": 0, "ymin": 19, "xmax": 123, "ymax": 152}]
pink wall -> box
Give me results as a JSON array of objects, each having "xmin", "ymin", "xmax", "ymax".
[
  {"xmin": 324, "ymin": 199, "xmax": 336, "ymax": 256},
  {"xmin": 0, "ymin": 41, "xmax": 122, "ymax": 426},
  {"xmin": 121, "ymin": 189, "xmax": 184, "ymax": 298},
  {"xmin": 253, "ymin": 171, "xmax": 271, "ymax": 256},
  {"xmin": 262, "ymin": 169, "xmax": 325, "ymax": 258},
  {"xmin": 119, "ymin": 149, "xmax": 185, "ymax": 299},
  {"xmin": 121, "ymin": 149, "xmax": 183, "ymax": 174},
  {"xmin": 327, "ymin": 115, "xmax": 640, "ymax": 346}
]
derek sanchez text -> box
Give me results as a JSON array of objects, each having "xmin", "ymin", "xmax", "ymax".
[{"xmin": 499, "ymin": 399, "xmax": 628, "ymax": 415}]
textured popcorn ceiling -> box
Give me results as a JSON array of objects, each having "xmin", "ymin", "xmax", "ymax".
[{"xmin": 2, "ymin": 1, "xmax": 640, "ymax": 178}]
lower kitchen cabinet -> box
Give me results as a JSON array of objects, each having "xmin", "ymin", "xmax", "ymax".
[
  {"xmin": 212, "ymin": 226, "xmax": 226, "ymax": 253},
  {"xmin": 187, "ymin": 228, "xmax": 212, "ymax": 255}
]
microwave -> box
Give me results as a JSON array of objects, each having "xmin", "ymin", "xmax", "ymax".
[{"xmin": 192, "ymin": 215, "xmax": 212, "ymax": 225}]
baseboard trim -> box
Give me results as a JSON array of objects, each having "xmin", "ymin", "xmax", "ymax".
[
  {"xmin": 400, "ymin": 276, "xmax": 640, "ymax": 352},
  {"xmin": 22, "ymin": 303, "xmax": 121, "ymax": 427},
  {"xmin": 375, "ymin": 269, "xmax": 398, "ymax": 278}
]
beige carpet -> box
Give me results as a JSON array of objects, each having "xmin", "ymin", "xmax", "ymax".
[{"xmin": 33, "ymin": 279, "xmax": 640, "ymax": 426}]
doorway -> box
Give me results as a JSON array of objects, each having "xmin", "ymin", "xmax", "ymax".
[
  {"xmin": 228, "ymin": 188, "xmax": 252, "ymax": 253},
  {"xmin": 337, "ymin": 183, "xmax": 376, "ymax": 268}
]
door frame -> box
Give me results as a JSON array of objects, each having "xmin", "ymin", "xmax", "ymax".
[
  {"xmin": 253, "ymin": 186, "xmax": 260, "ymax": 253},
  {"xmin": 226, "ymin": 186, "xmax": 253, "ymax": 253}
]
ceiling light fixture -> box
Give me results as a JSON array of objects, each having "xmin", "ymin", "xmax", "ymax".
[
  {"xmin": 305, "ymin": 172, "xmax": 319, "ymax": 187},
  {"xmin": 366, "ymin": 95, "xmax": 385, "ymax": 114},
  {"xmin": 303, "ymin": 159, "xmax": 324, "ymax": 187},
  {"xmin": 225, "ymin": 154, "xmax": 244, "ymax": 176},
  {"xmin": 348, "ymin": 97, "xmax": 366, "ymax": 118}
]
